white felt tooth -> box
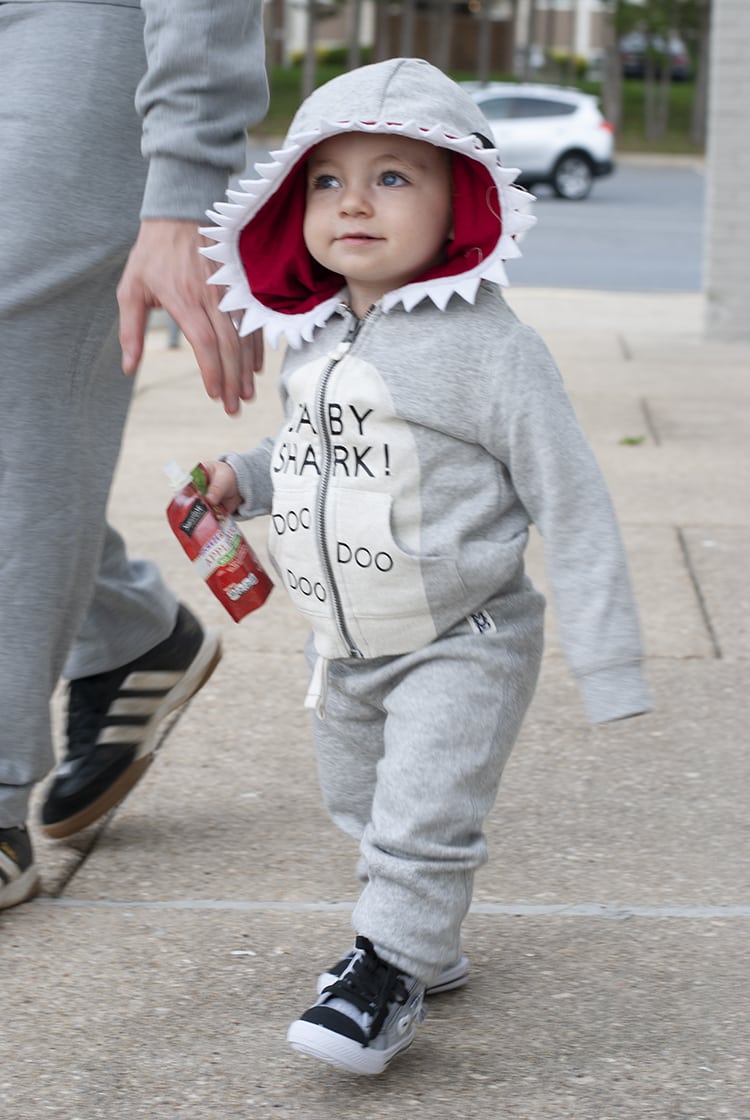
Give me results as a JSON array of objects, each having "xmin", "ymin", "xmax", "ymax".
[
  {"xmin": 199, "ymin": 244, "xmax": 232, "ymax": 264},
  {"xmin": 499, "ymin": 237, "xmax": 522, "ymax": 260},
  {"xmin": 401, "ymin": 286, "xmax": 427, "ymax": 312},
  {"xmin": 292, "ymin": 128, "xmax": 324, "ymax": 148},
  {"xmin": 205, "ymin": 263, "xmax": 238, "ymax": 287},
  {"xmin": 429, "ymin": 285, "xmax": 454, "ymax": 312},
  {"xmin": 226, "ymin": 189, "xmax": 254, "ymax": 205},
  {"xmin": 265, "ymin": 321, "xmax": 286, "ymax": 349},
  {"xmin": 254, "ymin": 161, "xmax": 283, "ymax": 180},
  {"xmin": 486, "ymin": 260, "xmax": 510, "ymax": 286},
  {"xmin": 237, "ymin": 177, "xmax": 263, "ymax": 192},
  {"xmin": 212, "ymin": 201, "xmax": 244, "ymax": 218},
  {"xmin": 219, "ymin": 285, "xmax": 253, "ymax": 313},
  {"xmin": 496, "ymin": 165, "xmax": 521, "ymax": 186},
  {"xmin": 239, "ymin": 306, "xmax": 268, "ymax": 338},
  {"xmin": 507, "ymin": 209, "xmax": 537, "ymax": 234},
  {"xmin": 453, "ymin": 134, "xmax": 479, "ymax": 153},
  {"xmin": 216, "ymin": 288, "xmax": 237, "ymax": 309},
  {"xmin": 454, "ymin": 277, "xmax": 481, "ymax": 304},
  {"xmin": 203, "ymin": 248, "xmax": 236, "ymax": 269},
  {"xmin": 202, "ymin": 209, "xmax": 235, "ymax": 228}
]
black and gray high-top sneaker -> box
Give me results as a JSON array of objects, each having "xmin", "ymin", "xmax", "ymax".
[
  {"xmin": 0, "ymin": 825, "xmax": 40, "ymax": 911},
  {"xmin": 40, "ymin": 604, "xmax": 221, "ymax": 839},
  {"xmin": 288, "ymin": 936, "xmax": 426, "ymax": 1075}
]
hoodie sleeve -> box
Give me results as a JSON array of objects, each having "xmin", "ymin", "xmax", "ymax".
[
  {"xmin": 136, "ymin": 0, "xmax": 268, "ymax": 220},
  {"xmin": 483, "ymin": 323, "xmax": 652, "ymax": 725},
  {"xmin": 219, "ymin": 439, "xmax": 276, "ymax": 521}
]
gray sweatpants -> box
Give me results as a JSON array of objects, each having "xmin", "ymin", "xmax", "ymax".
[
  {"xmin": 0, "ymin": 2, "xmax": 176, "ymax": 826},
  {"xmin": 311, "ymin": 585, "xmax": 545, "ymax": 985}
]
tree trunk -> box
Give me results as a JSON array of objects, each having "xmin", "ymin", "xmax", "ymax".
[
  {"xmin": 301, "ymin": 0, "xmax": 317, "ymax": 99},
  {"xmin": 521, "ymin": 0, "xmax": 538, "ymax": 80},
  {"xmin": 690, "ymin": 0, "xmax": 712, "ymax": 147},
  {"xmin": 400, "ymin": 0, "xmax": 417, "ymax": 57},
  {"xmin": 373, "ymin": 0, "xmax": 391, "ymax": 62},
  {"xmin": 429, "ymin": 0, "xmax": 454, "ymax": 72},
  {"xmin": 601, "ymin": 3, "xmax": 623, "ymax": 134},
  {"xmin": 477, "ymin": 2, "xmax": 492, "ymax": 83},
  {"xmin": 348, "ymin": 0, "xmax": 363, "ymax": 70}
]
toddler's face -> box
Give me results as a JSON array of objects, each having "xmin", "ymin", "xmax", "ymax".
[{"xmin": 303, "ymin": 132, "xmax": 453, "ymax": 318}]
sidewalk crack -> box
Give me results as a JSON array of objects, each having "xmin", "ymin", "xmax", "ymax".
[
  {"xmin": 677, "ymin": 527, "xmax": 722, "ymax": 659},
  {"xmin": 640, "ymin": 397, "xmax": 661, "ymax": 445}
]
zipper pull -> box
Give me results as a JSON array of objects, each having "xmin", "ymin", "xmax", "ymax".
[{"xmin": 331, "ymin": 339, "xmax": 352, "ymax": 361}]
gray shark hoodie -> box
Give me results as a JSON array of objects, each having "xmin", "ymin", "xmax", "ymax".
[{"xmin": 202, "ymin": 58, "xmax": 651, "ymax": 725}]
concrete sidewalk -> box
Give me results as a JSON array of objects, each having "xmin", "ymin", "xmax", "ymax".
[{"xmin": 4, "ymin": 289, "xmax": 749, "ymax": 1119}]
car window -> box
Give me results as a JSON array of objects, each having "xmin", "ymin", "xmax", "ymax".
[
  {"xmin": 511, "ymin": 98, "xmax": 576, "ymax": 118},
  {"xmin": 476, "ymin": 96, "xmax": 513, "ymax": 120}
]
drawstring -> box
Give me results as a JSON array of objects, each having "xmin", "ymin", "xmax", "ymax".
[{"xmin": 304, "ymin": 655, "xmax": 329, "ymax": 719}]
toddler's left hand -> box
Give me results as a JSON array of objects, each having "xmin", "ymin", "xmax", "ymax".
[{"xmin": 204, "ymin": 460, "xmax": 243, "ymax": 513}]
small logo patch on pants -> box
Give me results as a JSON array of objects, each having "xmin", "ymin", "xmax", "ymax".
[{"xmin": 468, "ymin": 610, "xmax": 496, "ymax": 635}]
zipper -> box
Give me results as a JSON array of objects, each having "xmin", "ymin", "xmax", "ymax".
[{"xmin": 314, "ymin": 308, "xmax": 376, "ymax": 658}]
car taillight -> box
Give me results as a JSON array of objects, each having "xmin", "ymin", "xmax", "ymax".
[{"xmin": 600, "ymin": 120, "xmax": 615, "ymax": 133}]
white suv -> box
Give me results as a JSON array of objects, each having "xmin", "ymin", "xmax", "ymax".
[{"xmin": 462, "ymin": 82, "xmax": 615, "ymax": 201}]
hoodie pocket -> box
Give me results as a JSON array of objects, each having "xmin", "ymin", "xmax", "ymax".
[{"xmin": 328, "ymin": 488, "xmax": 466, "ymax": 624}]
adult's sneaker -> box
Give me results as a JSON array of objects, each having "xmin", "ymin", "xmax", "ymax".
[
  {"xmin": 40, "ymin": 604, "xmax": 221, "ymax": 839},
  {"xmin": 0, "ymin": 826, "xmax": 40, "ymax": 910},
  {"xmin": 317, "ymin": 946, "xmax": 469, "ymax": 997},
  {"xmin": 288, "ymin": 936, "xmax": 426, "ymax": 1075}
]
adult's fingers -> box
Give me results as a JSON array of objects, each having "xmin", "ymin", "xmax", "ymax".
[{"xmin": 116, "ymin": 220, "xmax": 258, "ymax": 412}]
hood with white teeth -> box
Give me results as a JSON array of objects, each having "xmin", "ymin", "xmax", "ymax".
[{"xmin": 200, "ymin": 57, "xmax": 536, "ymax": 350}]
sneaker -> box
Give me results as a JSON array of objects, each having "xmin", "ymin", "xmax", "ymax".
[
  {"xmin": 287, "ymin": 936, "xmax": 426, "ymax": 1075},
  {"xmin": 0, "ymin": 826, "xmax": 40, "ymax": 910},
  {"xmin": 40, "ymin": 604, "xmax": 221, "ymax": 839},
  {"xmin": 317, "ymin": 948, "xmax": 469, "ymax": 997}
]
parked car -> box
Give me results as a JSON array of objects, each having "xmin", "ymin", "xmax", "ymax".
[
  {"xmin": 462, "ymin": 82, "xmax": 615, "ymax": 201},
  {"xmin": 619, "ymin": 31, "xmax": 692, "ymax": 80}
]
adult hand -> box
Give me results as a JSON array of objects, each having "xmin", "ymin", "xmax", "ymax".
[{"xmin": 117, "ymin": 219, "xmax": 262, "ymax": 414}]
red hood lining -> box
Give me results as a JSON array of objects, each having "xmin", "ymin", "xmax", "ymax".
[{"xmin": 238, "ymin": 148, "xmax": 503, "ymax": 317}]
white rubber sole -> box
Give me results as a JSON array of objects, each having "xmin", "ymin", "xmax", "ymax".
[
  {"xmin": 0, "ymin": 863, "xmax": 40, "ymax": 911},
  {"xmin": 287, "ymin": 1018, "xmax": 415, "ymax": 1076}
]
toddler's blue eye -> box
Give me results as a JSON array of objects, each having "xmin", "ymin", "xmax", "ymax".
[
  {"xmin": 314, "ymin": 174, "xmax": 339, "ymax": 189},
  {"xmin": 381, "ymin": 171, "xmax": 407, "ymax": 187}
]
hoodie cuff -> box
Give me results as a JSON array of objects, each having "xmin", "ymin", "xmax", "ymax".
[
  {"xmin": 578, "ymin": 663, "xmax": 653, "ymax": 725},
  {"xmin": 219, "ymin": 451, "xmax": 273, "ymax": 520},
  {"xmin": 140, "ymin": 156, "xmax": 230, "ymax": 222}
]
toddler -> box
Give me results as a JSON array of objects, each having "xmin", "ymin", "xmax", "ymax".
[{"xmin": 199, "ymin": 58, "xmax": 651, "ymax": 1076}]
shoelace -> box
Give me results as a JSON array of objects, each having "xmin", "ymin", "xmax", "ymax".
[{"xmin": 325, "ymin": 937, "xmax": 409, "ymax": 1038}]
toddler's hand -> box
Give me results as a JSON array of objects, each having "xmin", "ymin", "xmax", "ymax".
[{"xmin": 204, "ymin": 460, "xmax": 243, "ymax": 513}]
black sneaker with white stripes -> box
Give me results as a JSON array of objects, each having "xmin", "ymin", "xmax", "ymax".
[
  {"xmin": 40, "ymin": 604, "xmax": 221, "ymax": 839},
  {"xmin": 288, "ymin": 936, "xmax": 426, "ymax": 1075},
  {"xmin": 0, "ymin": 825, "xmax": 40, "ymax": 911}
]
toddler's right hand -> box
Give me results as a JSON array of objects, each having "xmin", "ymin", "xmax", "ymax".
[{"xmin": 204, "ymin": 460, "xmax": 243, "ymax": 513}]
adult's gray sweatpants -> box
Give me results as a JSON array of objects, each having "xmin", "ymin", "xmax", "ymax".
[
  {"xmin": 0, "ymin": 2, "xmax": 177, "ymax": 826},
  {"xmin": 312, "ymin": 586, "xmax": 545, "ymax": 986}
]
